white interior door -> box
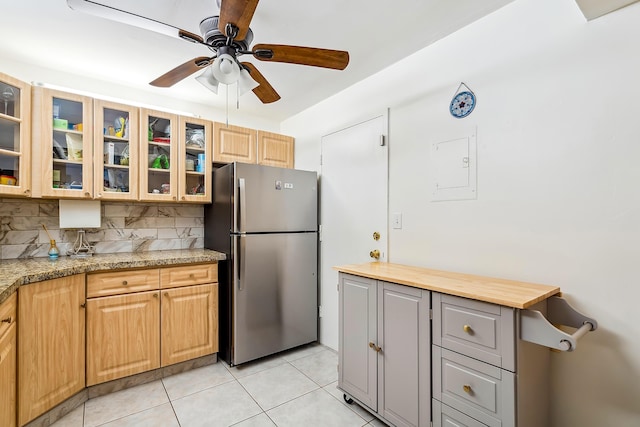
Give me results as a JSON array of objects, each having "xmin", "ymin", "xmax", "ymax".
[{"xmin": 320, "ymin": 113, "xmax": 388, "ymax": 350}]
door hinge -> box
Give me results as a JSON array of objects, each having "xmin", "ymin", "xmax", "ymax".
[
  {"xmin": 319, "ymin": 224, "xmax": 323, "ymax": 242},
  {"xmin": 429, "ymin": 309, "xmax": 433, "ymax": 320},
  {"xmin": 320, "ymin": 153, "xmax": 323, "ymax": 165}
]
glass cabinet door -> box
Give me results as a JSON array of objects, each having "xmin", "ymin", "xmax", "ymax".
[
  {"xmin": 33, "ymin": 87, "xmax": 93, "ymax": 199},
  {"xmin": 179, "ymin": 116, "xmax": 211, "ymax": 203},
  {"xmin": 139, "ymin": 108, "xmax": 178, "ymax": 202},
  {"xmin": 0, "ymin": 73, "xmax": 31, "ymax": 198},
  {"xmin": 94, "ymin": 100, "xmax": 139, "ymax": 201}
]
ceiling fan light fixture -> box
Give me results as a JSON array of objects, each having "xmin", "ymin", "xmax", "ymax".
[
  {"xmin": 212, "ymin": 53, "xmax": 240, "ymax": 84},
  {"xmin": 195, "ymin": 67, "xmax": 220, "ymax": 94},
  {"xmin": 238, "ymin": 68, "xmax": 259, "ymax": 95}
]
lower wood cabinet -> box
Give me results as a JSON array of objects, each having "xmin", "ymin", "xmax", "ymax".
[
  {"xmin": 86, "ymin": 291, "xmax": 160, "ymax": 386},
  {"xmin": 18, "ymin": 275, "xmax": 85, "ymax": 426},
  {"xmin": 0, "ymin": 293, "xmax": 17, "ymax": 427},
  {"xmin": 86, "ymin": 264, "xmax": 218, "ymax": 386},
  {"xmin": 161, "ymin": 283, "xmax": 218, "ymax": 366},
  {"xmin": 338, "ymin": 273, "xmax": 431, "ymax": 427}
]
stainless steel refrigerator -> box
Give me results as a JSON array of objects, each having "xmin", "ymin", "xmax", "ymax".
[{"xmin": 204, "ymin": 162, "xmax": 318, "ymax": 366}]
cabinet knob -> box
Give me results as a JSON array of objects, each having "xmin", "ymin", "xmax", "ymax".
[
  {"xmin": 189, "ymin": 273, "xmax": 195, "ymax": 279},
  {"xmin": 122, "ymin": 280, "xmax": 128, "ymax": 286},
  {"xmin": 164, "ymin": 292, "xmax": 169, "ymax": 297},
  {"xmin": 182, "ymin": 196, "xmax": 186, "ymax": 200},
  {"xmin": 84, "ymin": 192, "xmax": 91, "ymax": 197},
  {"xmin": 1, "ymin": 316, "xmax": 12, "ymax": 324},
  {"xmin": 153, "ymin": 293, "xmax": 158, "ymax": 298},
  {"xmin": 463, "ymin": 324, "xmax": 473, "ymax": 334},
  {"xmin": 368, "ymin": 342, "xmax": 382, "ymax": 352},
  {"xmin": 173, "ymin": 196, "xmax": 177, "ymax": 201},
  {"xmin": 463, "ymin": 384, "xmax": 473, "ymax": 394},
  {"xmin": 80, "ymin": 303, "xmax": 86, "ymax": 309},
  {"xmin": 24, "ymin": 189, "xmax": 30, "ymax": 194}
]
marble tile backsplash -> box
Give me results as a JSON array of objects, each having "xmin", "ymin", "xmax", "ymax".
[{"xmin": 0, "ymin": 198, "xmax": 205, "ymax": 259}]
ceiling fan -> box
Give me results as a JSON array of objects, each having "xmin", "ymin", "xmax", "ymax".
[{"xmin": 67, "ymin": 0, "xmax": 350, "ymax": 104}]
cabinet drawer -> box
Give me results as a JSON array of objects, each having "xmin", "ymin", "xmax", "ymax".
[
  {"xmin": 160, "ymin": 263, "xmax": 218, "ymax": 289},
  {"xmin": 433, "ymin": 293, "xmax": 515, "ymax": 371},
  {"xmin": 433, "ymin": 400, "xmax": 488, "ymax": 427},
  {"xmin": 433, "ymin": 346, "xmax": 514, "ymax": 427},
  {"xmin": 87, "ymin": 269, "xmax": 160, "ymax": 298},
  {"xmin": 0, "ymin": 293, "xmax": 17, "ymax": 341}
]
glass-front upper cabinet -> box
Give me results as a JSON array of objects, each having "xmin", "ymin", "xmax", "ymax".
[
  {"xmin": 0, "ymin": 72, "xmax": 31, "ymax": 198},
  {"xmin": 32, "ymin": 87, "xmax": 93, "ymax": 199},
  {"xmin": 179, "ymin": 116, "xmax": 212, "ymax": 203},
  {"xmin": 93, "ymin": 99, "xmax": 139, "ymax": 201},
  {"xmin": 139, "ymin": 108, "xmax": 178, "ymax": 202}
]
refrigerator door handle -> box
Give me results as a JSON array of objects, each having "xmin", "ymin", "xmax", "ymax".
[
  {"xmin": 238, "ymin": 177, "xmax": 247, "ymax": 232},
  {"xmin": 238, "ymin": 235, "xmax": 246, "ymax": 291}
]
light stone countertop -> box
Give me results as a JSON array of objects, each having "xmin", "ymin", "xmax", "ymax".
[{"xmin": 0, "ymin": 249, "xmax": 226, "ymax": 304}]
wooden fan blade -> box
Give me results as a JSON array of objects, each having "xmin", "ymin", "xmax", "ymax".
[
  {"xmin": 242, "ymin": 62, "xmax": 280, "ymax": 104},
  {"xmin": 218, "ymin": 0, "xmax": 259, "ymax": 41},
  {"xmin": 252, "ymin": 44, "xmax": 349, "ymax": 70},
  {"xmin": 150, "ymin": 57, "xmax": 213, "ymax": 87}
]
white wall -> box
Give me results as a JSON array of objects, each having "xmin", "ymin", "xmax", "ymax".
[{"xmin": 282, "ymin": 0, "xmax": 640, "ymax": 426}]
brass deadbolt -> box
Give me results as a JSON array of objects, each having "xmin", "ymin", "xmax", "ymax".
[{"xmin": 373, "ymin": 231, "xmax": 380, "ymax": 241}]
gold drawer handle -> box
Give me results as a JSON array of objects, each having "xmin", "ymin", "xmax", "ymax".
[
  {"xmin": 1, "ymin": 316, "xmax": 12, "ymax": 324},
  {"xmin": 368, "ymin": 342, "xmax": 382, "ymax": 352},
  {"xmin": 463, "ymin": 324, "xmax": 473, "ymax": 334},
  {"xmin": 463, "ymin": 384, "xmax": 472, "ymax": 394},
  {"xmin": 122, "ymin": 280, "xmax": 128, "ymax": 286}
]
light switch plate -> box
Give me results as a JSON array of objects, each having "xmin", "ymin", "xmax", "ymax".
[{"xmin": 392, "ymin": 212, "xmax": 402, "ymax": 229}]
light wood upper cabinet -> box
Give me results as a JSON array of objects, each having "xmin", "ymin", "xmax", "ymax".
[
  {"xmin": 93, "ymin": 99, "xmax": 140, "ymax": 201},
  {"xmin": 32, "ymin": 87, "xmax": 93, "ymax": 199},
  {"xmin": 139, "ymin": 108, "xmax": 178, "ymax": 202},
  {"xmin": 257, "ymin": 130, "xmax": 294, "ymax": 169},
  {"xmin": 161, "ymin": 283, "xmax": 218, "ymax": 366},
  {"xmin": 179, "ymin": 116, "xmax": 212, "ymax": 203},
  {"xmin": 0, "ymin": 293, "xmax": 17, "ymax": 427},
  {"xmin": 0, "ymin": 72, "xmax": 31, "ymax": 199},
  {"xmin": 213, "ymin": 122, "xmax": 256, "ymax": 164},
  {"xmin": 18, "ymin": 274, "xmax": 85, "ymax": 426},
  {"xmin": 86, "ymin": 291, "xmax": 160, "ymax": 386}
]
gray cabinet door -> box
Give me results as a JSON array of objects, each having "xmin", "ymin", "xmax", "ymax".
[
  {"xmin": 379, "ymin": 281, "xmax": 431, "ymax": 427},
  {"xmin": 338, "ymin": 274, "xmax": 378, "ymax": 411}
]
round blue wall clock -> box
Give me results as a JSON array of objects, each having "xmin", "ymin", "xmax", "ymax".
[{"xmin": 449, "ymin": 83, "xmax": 476, "ymax": 119}]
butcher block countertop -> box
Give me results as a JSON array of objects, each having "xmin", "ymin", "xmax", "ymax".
[
  {"xmin": 0, "ymin": 249, "xmax": 225, "ymax": 305},
  {"xmin": 334, "ymin": 262, "xmax": 560, "ymax": 309}
]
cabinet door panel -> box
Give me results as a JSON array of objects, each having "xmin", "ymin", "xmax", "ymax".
[
  {"xmin": 213, "ymin": 122, "xmax": 256, "ymax": 164},
  {"xmin": 18, "ymin": 275, "xmax": 85, "ymax": 426},
  {"xmin": 0, "ymin": 293, "xmax": 17, "ymax": 427},
  {"xmin": 86, "ymin": 291, "xmax": 160, "ymax": 386},
  {"xmin": 161, "ymin": 283, "xmax": 218, "ymax": 366},
  {"xmin": 257, "ymin": 130, "xmax": 294, "ymax": 169},
  {"xmin": 338, "ymin": 274, "xmax": 377, "ymax": 411},
  {"xmin": 379, "ymin": 282, "xmax": 430, "ymax": 427}
]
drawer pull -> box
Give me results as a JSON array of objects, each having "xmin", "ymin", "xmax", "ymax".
[
  {"xmin": 463, "ymin": 384, "xmax": 473, "ymax": 394},
  {"xmin": 1, "ymin": 316, "xmax": 12, "ymax": 324},
  {"xmin": 189, "ymin": 274, "xmax": 195, "ymax": 279},
  {"xmin": 122, "ymin": 280, "xmax": 128, "ymax": 286},
  {"xmin": 368, "ymin": 342, "xmax": 382, "ymax": 352},
  {"xmin": 463, "ymin": 324, "xmax": 473, "ymax": 334},
  {"xmin": 153, "ymin": 293, "xmax": 158, "ymax": 298}
]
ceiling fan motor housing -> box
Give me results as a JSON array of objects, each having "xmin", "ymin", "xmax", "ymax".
[{"xmin": 199, "ymin": 16, "xmax": 253, "ymax": 51}]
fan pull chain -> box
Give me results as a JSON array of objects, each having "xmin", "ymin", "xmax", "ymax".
[{"xmin": 225, "ymin": 85, "xmax": 229, "ymax": 127}]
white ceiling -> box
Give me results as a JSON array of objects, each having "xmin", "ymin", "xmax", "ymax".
[{"xmin": 0, "ymin": 0, "xmax": 515, "ymax": 122}]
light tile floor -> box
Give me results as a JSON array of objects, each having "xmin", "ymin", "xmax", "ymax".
[{"xmin": 51, "ymin": 343, "xmax": 388, "ymax": 427}]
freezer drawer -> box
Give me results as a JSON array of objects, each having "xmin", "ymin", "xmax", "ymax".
[{"xmin": 232, "ymin": 232, "xmax": 318, "ymax": 365}]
